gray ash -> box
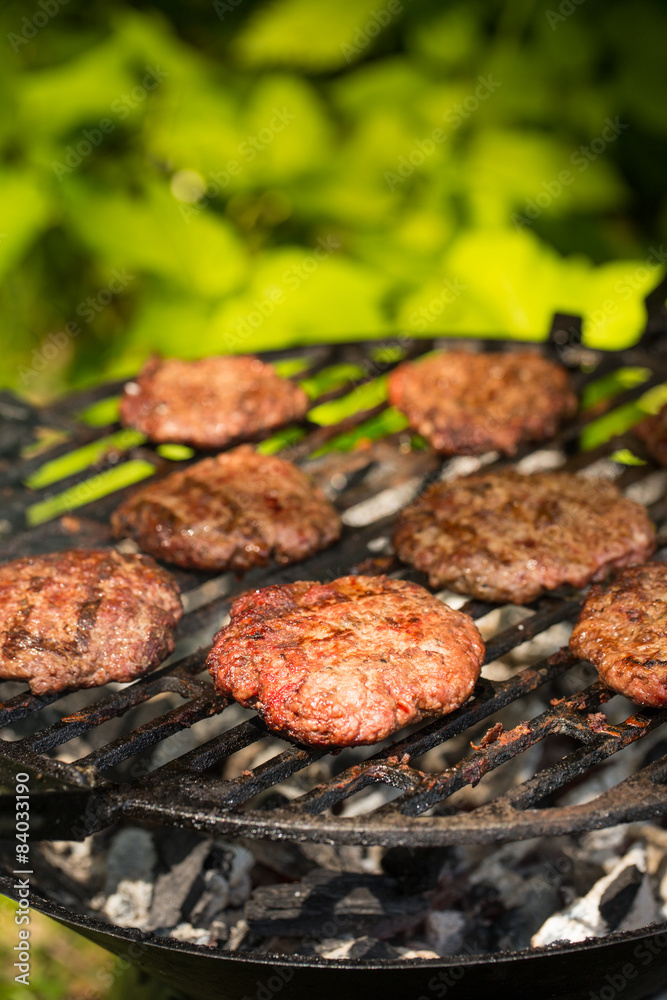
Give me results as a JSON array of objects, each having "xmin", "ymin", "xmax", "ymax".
[{"xmin": 13, "ymin": 819, "xmax": 667, "ymax": 962}]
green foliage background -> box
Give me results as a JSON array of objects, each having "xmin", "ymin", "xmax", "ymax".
[{"xmin": 1, "ymin": 0, "xmax": 666, "ymax": 399}]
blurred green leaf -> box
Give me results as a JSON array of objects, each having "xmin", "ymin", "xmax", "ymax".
[
  {"xmin": 397, "ymin": 228, "xmax": 561, "ymax": 336},
  {"xmin": 405, "ymin": 7, "xmax": 481, "ymax": 71},
  {"xmin": 638, "ymin": 382, "xmax": 667, "ymax": 416},
  {"xmin": 240, "ymin": 75, "xmax": 334, "ymax": 183},
  {"xmin": 396, "ymin": 228, "xmax": 664, "ymax": 345},
  {"xmin": 581, "ymin": 367, "xmax": 650, "ymax": 409},
  {"xmin": 27, "ymin": 428, "xmax": 145, "ymax": 488},
  {"xmin": 79, "ymin": 396, "xmax": 121, "ymax": 426},
  {"xmin": 0, "ymin": 0, "xmax": 664, "ymax": 398},
  {"xmin": 233, "ymin": 0, "xmax": 403, "ymax": 71},
  {"xmin": 578, "ymin": 258, "xmax": 665, "ymax": 348},
  {"xmin": 119, "ymin": 291, "xmax": 217, "ymax": 361},
  {"xmin": 256, "ymin": 425, "xmax": 306, "ymax": 454},
  {"xmin": 580, "ymin": 401, "xmax": 644, "ymax": 451},
  {"xmin": 0, "ymin": 171, "xmax": 53, "ymax": 278},
  {"xmin": 18, "ymin": 35, "xmax": 137, "ymax": 136},
  {"xmin": 330, "ymin": 58, "xmax": 428, "ymax": 118},
  {"xmin": 300, "ymin": 362, "xmax": 364, "ymax": 399},
  {"xmin": 156, "ymin": 443, "xmax": 195, "ymax": 460},
  {"xmin": 27, "ymin": 459, "xmax": 155, "ymax": 525},
  {"xmin": 580, "ymin": 380, "xmax": 667, "ymax": 450},
  {"xmin": 308, "ymin": 376, "xmax": 387, "ymax": 425},
  {"xmin": 206, "ymin": 247, "xmax": 390, "ymax": 351},
  {"xmin": 272, "ymin": 357, "xmax": 310, "ymax": 376},
  {"xmin": 467, "ymin": 129, "xmax": 625, "ymax": 229},
  {"xmin": 311, "ymin": 405, "xmax": 408, "ymax": 455},
  {"xmin": 64, "ymin": 179, "xmax": 248, "ymax": 297},
  {"xmin": 350, "ymin": 208, "xmax": 455, "ymax": 285},
  {"xmin": 612, "ymin": 448, "xmax": 646, "ymax": 466}
]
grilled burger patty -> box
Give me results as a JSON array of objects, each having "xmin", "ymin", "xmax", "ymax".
[
  {"xmin": 388, "ymin": 350, "xmax": 577, "ymax": 456},
  {"xmin": 120, "ymin": 355, "xmax": 309, "ymax": 449},
  {"xmin": 393, "ymin": 470, "xmax": 656, "ymax": 605},
  {"xmin": 112, "ymin": 446, "xmax": 341, "ymax": 572},
  {"xmin": 570, "ymin": 563, "xmax": 667, "ymax": 707},
  {"xmin": 635, "ymin": 404, "xmax": 667, "ymax": 466},
  {"xmin": 0, "ymin": 549, "xmax": 182, "ymax": 695},
  {"xmin": 207, "ymin": 575, "xmax": 485, "ymax": 747}
]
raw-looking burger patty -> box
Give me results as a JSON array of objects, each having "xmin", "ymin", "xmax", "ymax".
[
  {"xmin": 112, "ymin": 446, "xmax": 341, "ymax": 572},
  {"xmin": 393, "ymin": 470, "xmax": 656, "ymax": 605},
  {"xmin": 635, "ymin": 404, "xmax": 667, "ymax": 466},
  {"xmin": 569, "ymin": 563, "xmax": 667, "ymax": 708},
  {"xmin": 0, "ymin": 549, "xmax": 182, "ymax": 695},
  {"xmin": 207, "ymin": 575, "xmax": 485, "ymax": 747},
  {"xmin": 388, "ymin": 350, "xmax": 577, "ymax": 455},
  {"xmin": 119, "ymin": 355, "xmax": 309, "ymax": 449}
]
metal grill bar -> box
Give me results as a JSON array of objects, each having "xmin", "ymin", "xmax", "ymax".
[
  {"xmin": 1, "ymin": 330, "xmax": 667, "ymax": 846},
  {"xmin": 502, "ymin": 712, "xmax": 666, "ymax": 810},
  {"xmin": 75, "ymin": 695, "xmax": 225, "ymax": 771}
]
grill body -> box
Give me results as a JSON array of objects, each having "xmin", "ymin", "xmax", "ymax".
[
  {"xmin": 1, "ymin": 880, "xmax": 666, "ymax": 1000},
  {"xmin": 2, "ymin": 315, "xmax": 667, "ymax": 997},
  {"xmin": 1, "ymin": 326, "xmax": 667, "ymax": 846}
]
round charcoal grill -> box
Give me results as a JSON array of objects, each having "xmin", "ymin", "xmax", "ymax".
[{"xmin": 2, "ymin": 297, "xmax": 667, "ymax": 1000}]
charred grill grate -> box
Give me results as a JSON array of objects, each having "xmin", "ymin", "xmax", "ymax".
[{"xmin": 2, "ymin": 317, "xmax": 667, "ymax": 848}]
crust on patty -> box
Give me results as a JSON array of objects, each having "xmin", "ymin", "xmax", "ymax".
[
  {"xmin": 393, "ymin": 470, "xmax": 656, "ymax": 605},
  {"xmin": 570, "ymin": 562, "xmax": 667, "ymax": 707},
  {"xmin": 388, "ymin": 350, "xmax": 577, "ymax": 456},
  {"xmin": 0, "ymin": 548, "xmax": 182, "ymax": 695},
  {"xmin": 634, "ymin": 404, "xmax": 667, "ymax": 467},
  {"xmin": 111, "ymin": 446, "xmax": 341, "ymax": 572},
  {"xmin": 206, "ymin": 575, "xmax": 485, "ymax": 747},
  {"xmin": 119, "ymin": 354, "xmax": 309, "ymax": 449}
]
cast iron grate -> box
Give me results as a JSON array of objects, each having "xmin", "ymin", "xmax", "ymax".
[{"xmin": 2, "ymin": 311, "xmax": 667, "ymax": 847}]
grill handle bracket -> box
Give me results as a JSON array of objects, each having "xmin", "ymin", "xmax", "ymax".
[
  {"xmin": 547, "ymin": 312, "xmax": 583, "ymax": 367},
  {"xmin": 641, "ymin": 271, "xmax": 667, "ymax": 347}
]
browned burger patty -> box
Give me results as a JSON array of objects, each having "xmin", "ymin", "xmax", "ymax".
[
  {"xmin": 111, "ymin": 446, "xmax": 341, "ymax": 572},
  {"xmin": 393, "ymin": 470, "xmax": 656, "ymax": 605},
  {"xmin": 388, "ymin": 350, "xmax": 577, "ymax": 455},
  {"xmin": 207, "ymin": 575, "xmax": 485, "ymax": 747},
  {"xmin": 119, "ymin": 355, "xmax": 309, "ymax": 449},
  {"xmin": 0, "ymin": 549, "xmax": 182, "ymax": 695},
  {"xmin": 634, "ymin": 404, "xmax": 667, "ymax": 466},
  {"xmin": 570, "ymin": 563, "xmax": 667, "ymax": 707}
]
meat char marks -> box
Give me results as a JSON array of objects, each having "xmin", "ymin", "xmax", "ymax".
[
  {"xmin": 570, "ymin": 562, "xmax": 667, "ymax": 707},
  {"xmin": 388, "ymin": 350, "xmax": 577, "ymax": 456},
  {"xmin": 112, "ymin": 446, "xmax": 341, "ymax": 572},
  {"xmin": 120, "ymin": 355, "xmax": 309, "ymax": 449},
  {"xmin": 207, "ymin": 575, "xmax": 485, "ymax": 747},
  {"xmin": 393, "ymin": 470, "xmax": 656, "ymax": 605},
  {"xmin": 0, "ymin": 549, "xmax": 182, "ymax": 695}
]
